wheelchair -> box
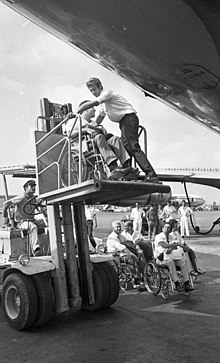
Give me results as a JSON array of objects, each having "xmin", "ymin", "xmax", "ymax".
[
  {"xmin": 143, "ymin": 258, "xmax": 195, "ymax": 300},
  {"xmin": 60, "ymin": 133, "xmax": 109, "ymax": 187},
  {"xmin": 96, "ymin": 244, "xmax": 140, "ymax": 291}
]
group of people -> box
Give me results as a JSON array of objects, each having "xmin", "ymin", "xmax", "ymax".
[
  {"xmin": 105, "ymin": 214, "xmax": 203, "ymax": 292},
  {"xmin": 65, "ymin": 77, "xmax": 159, "ymax": 182},
  {"xmin": 130, "ymin": 199, "xmax": 194, "ymax": 242},
  {"xmin": 160, "ymin": 200, "xmax": 193, "ymax": 238}
]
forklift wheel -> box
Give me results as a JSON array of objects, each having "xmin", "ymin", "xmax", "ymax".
[
  {"xmin": 32, "ymin": 273, "xmax": 54, "ymax": 326},
  {"xmin": 98, "ymin": 262, "xmax": 120, "ymax": 306},
  {"xmin": 84, "ymin": 264, "xmax": 109, "ymax": 311},
  {"xmin": 2, "ymin": 272, "xmax": 38, "ymax": 330}
]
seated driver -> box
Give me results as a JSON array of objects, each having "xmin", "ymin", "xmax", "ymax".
[{"xmin": 2, "ymin": 179, "xmax": 46, "ymax": 256}]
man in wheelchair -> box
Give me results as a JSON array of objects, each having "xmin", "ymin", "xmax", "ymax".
[
  {"xmin": 2, "ymin": 179, "xmax": 47, "ymax": 256},
  {"xmin": 65, "ymin": 101, "xmax": 138, "ymax": 179},
  {"xmin": 154, "ymin": 222, "xmax": 195, "ymax": 293},
  {"xmin": 106, "ymin": 220, "xmax": 140, "ymax": 285}
]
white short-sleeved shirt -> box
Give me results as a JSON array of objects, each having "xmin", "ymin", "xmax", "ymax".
[
  {"xmin": 178, "ymin": 206, "xmax": 193, "ymax": 218},
  {"xmin": 106, "ymin": 231, "xmax": 127, "ymax": 253},
  {"xmin": 154, "ymin": 232, "xmax": 175, "ymax": 258},
  {"xmin": 131, "ymin": 207, "xmax": 144, "ymax": 222},
  {"xmin": 64, "ymin": 117, "xmax": 87, "ymax": 137},
  {"xmin": 97, "ymin": 89, "xmax": 136, "ymax": 122}
]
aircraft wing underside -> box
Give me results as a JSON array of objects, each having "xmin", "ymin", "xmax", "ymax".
[
  {"xmin": 1, "ymin": 0, "xmax": 220, "ymax": 134},
  {"xmin": 157, "ymin": 168, "xmax": 220, "ymax": 190}
]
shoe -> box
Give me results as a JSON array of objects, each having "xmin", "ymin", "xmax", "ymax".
[
  {"xmin": 191, "ymin": 271, "xmax": 199, "ymax": 276},
  {"xmin": 115, "ymin": 166, "xmax": 132, "ymax": 173},
  {"xmin": 174, "ymin": 285, "xmax": 184, "ymax": 293},
  {"xmin": 144, "ymin": 176, "xmax": 161, "ymax": 184},
  {"xmin": 109, "ymin": 166, "xmax": 131, "ymax": 179},
  {"xmin": 196, "ymin": 269, "xmax": 204, "ymax": 275},
  {"xmin": 138, "ymin": 285, "xmax": 147, "ymax": 292},
  {"xmin": 184, "ymin": 284, "xmax": 195, "ymax": 293},
  {"xmin": 128, "ymin": 167, "xmax": 139, "ymax": 174},
  {"xmin": 34, "ymin": 248, "xmax": 42, "ymax": 257}
]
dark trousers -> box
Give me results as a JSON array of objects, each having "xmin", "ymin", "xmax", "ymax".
[
  {"xmin": 86, "ymin": 219, "xmax": 96, "ymax": 248},
  {"xmin": 188, "ymin": 248, "xmax": 198, "ymax": 271},
  {"xmin": 119, "ymin": 113, "xmax": 157, "ymax": 176}
]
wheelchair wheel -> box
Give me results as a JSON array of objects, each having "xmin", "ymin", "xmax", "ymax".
[
  {"xmin": 143, "ymin": 261, "xmax": 161, "ymax": 295},
  {"xmin": 119, "ymin": 265, "xmax": 132, "ymax": 291},
  {"xmin": 60, "ymin": 149, "xmax": 87, "ymax": 187},
  {"xmin": 161, "ymin": 279, "xmax": 169, "ymax": 300}
]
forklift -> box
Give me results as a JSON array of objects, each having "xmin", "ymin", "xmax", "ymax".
[{"xmin": 0, "ymin": 98, "xmax": 170, "ymax": 330}]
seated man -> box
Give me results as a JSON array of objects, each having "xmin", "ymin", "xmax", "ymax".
[
  {"xmin": 64, "ymin": 101, "xmax": 138, "ymax": 179},
  {"xmin": 107, "ymin": 220, "xmax": 140, "ymax": 284},
  {"xmin": 121, "ymin": 219, "xmax": 153, "ymax": 291},
  {"xmin": 121, "ymin": 219, "xmax": 153, "ymax": 261},
  {"xmin": 169, "ymin": 219, "xmax": 204, "ymax": 275},
  {"xmin": 154, "ymin": 222, "xmax": 194, "ymax": 292},
  {"xmin": 2, "ymin": 179, "xmax": 46, "ymax": 256},
  {"xmin": 107, "ymin": 220, "xmax": 136, "ymax": 254}
]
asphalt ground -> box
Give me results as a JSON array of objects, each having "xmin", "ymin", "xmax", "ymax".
[{"xmin": 0, "ymin": 211, "xmax": 220, "ymax": 363}]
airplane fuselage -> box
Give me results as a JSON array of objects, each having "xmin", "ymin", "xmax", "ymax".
[{"xmin": 1, "ymin": 0, "xmax": 220, "ymax": 134}]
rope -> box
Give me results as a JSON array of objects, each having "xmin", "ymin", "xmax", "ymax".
[{"xmin": 183, "ymin": 181, "xmax": 220, "ymax": 235}]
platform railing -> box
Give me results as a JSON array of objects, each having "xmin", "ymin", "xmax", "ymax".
[
  {"xmin": 35, "ymin": 114, "xmax": 148, "ymax": 189},
  {"xmin": 36, "ymin": 113, "xmax": 84, "ymax": 188}
]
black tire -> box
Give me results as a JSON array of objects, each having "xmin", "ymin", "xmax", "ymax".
[
  {"xmin": 2, "ymin": 272, "xmax": 38, "ymax": 330},
  {"xmin": 161, "ymin": 279, "xmax": 169, "ymax": 300},
  {"xmin": 84, "ymin": 264, "xmax": 109, "ymax": 311},
  {"xmin": 32, "ymin": 273, "xmax": 54, "ymax": 326},
  {"xmin": 143, "ymin": 261, "xmax": 161, "ymax": 295},
  {"xmin": 60, "ymin": 149, "xmax": 87, "ymax": 187},
  {"xmin": 98, "ymin": 262, "xmax": 120, "ymax": 306}
]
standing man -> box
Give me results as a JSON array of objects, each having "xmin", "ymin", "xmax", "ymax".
[
  {"xmin": 161, "ymin": 201, "xmax": 177, "ymax": 223},
  {"xmin": 145, "ymin": 204, "xmax": 158, "ymax": 240},
  {"xmin": 77, "ymin": 77, "xmax": 159, "ymax": 183},
  {"xmin": 157, "ymin": 204, "xmax": 164, "ymax": 233},
  {"xmin": 178, "ymin": 200, "xmax": 193, "ymax": 238},
  {"xmin": 66, "ymin": 101, "xmax": 137, "ymax": 179},
  {"xmin": 85, "ymin": 204, "xmax": 97, "ymax": 249},
  {"xmin": 131, "ymin": 202, "xmax": 145, "ymax": 234},
  {"xmin": 2, "ymin": 179, "xmax": 46, "ymax": 256}
]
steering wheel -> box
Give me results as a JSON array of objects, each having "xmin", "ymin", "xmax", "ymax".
[{"xmin": 23, "ymin": 195, "xmax": 47, "ymax": 216}]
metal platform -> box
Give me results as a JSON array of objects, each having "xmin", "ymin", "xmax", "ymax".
[{"xmin": 40, "ymin": 179, "xmax": 171, "ymax": 205}]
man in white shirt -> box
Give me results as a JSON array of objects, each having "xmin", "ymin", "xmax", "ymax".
[
  {"xmin": 107, "ymin": 220, "xmax": 135, "ymax": 254},
  {"xmin": 131, "ymin": 203, "xmax": 144, "ymax": 233},
  {"xmin": 77, "ymin": 78, "xmax": 159, "ymax": 183},
  {"xmin": 178, "ymin": 200, "xmax": 193, "ymax": 237},
  {"xmin": 85, "ymin": 204, "xmax": 97, "ymax": 249},
  {"xmin": 66, "ymin": 100, "xmax": 137, "ymax": 179},
  {"xmin": 107, "ymin": 220, "xmax": 140, "ymax": 286},
  {"xmin": 161, "ymin": 201, "xmax": 177, "ymax": 222},
  {"xmin": 154, "ymin": 222, "xmax": 194, "ymax": 293}
]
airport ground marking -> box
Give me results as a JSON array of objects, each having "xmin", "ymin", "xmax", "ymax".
[
  {"xmin": 142, "ymin": 300, "xmax": 219, "ymax": 317},
  {"xmin": 205, "ymin": 278, "xmax": 220, "ymax": 285}
]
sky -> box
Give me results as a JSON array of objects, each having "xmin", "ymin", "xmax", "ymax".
[{"xmin": 1, "ymin": 3, "xmax": 220, "ymax": 204}]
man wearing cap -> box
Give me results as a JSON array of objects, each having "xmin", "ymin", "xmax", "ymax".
[{"xmin": 2, "ymin": 179, "xmax": 46, "ymax": 256}]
